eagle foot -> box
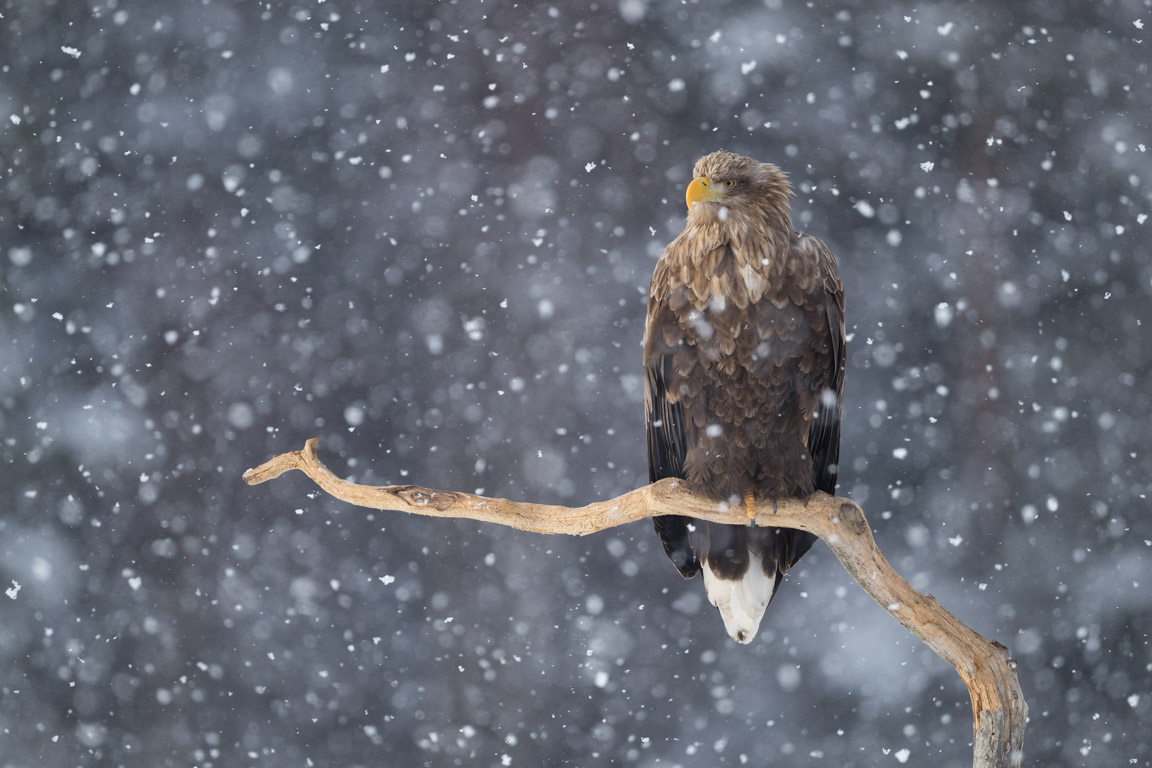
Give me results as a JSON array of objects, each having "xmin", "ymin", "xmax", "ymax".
[{"xmin": 743, "ymin": 489, "xmax": 757, "ymax": 521}]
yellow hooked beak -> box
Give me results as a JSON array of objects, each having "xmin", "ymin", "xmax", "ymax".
[{"xmin": 685, "ymin": 176, "xmax": 722, "ymax": 210}]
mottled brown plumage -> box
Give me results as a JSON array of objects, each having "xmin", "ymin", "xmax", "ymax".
[{"xmin": 644, "ymin": 151, "xmax": 845, "ymax": 643}]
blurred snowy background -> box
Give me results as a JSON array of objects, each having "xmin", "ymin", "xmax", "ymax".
[{"xmin": 2, "ymin": 0, "xmax": 1150, "ymax": 765}]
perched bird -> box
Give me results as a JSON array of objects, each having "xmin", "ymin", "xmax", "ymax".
[{"xmin": 644, "ymin": 151, "xmax": 845, "ymax": 643}]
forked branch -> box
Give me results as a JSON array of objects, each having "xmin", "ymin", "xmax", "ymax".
[{"xmin": 244, "ymin": 438, "xmax": 1026, "ymax": 768}]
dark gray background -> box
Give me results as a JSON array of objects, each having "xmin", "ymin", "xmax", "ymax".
[{"xmin": 2, "ymin": 0, "xmax": 1149, "ymax": 765}]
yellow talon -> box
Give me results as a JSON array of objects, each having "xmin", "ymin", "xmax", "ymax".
[{"xmin": 744, "ymin": 488, "xmax": 757, "ymax": 520}]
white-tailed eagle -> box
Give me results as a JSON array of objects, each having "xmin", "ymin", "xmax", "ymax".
[{"xmin": 644, "ymin": 151, "xmax": 846, "ymax": 643}]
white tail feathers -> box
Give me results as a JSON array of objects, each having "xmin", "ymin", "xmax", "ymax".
[{"xmin": 701, "ymin": 548, "xmax": 779, "ymax": 644}]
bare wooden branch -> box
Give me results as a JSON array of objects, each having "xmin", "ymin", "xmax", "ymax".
[{"xmin": 245, "ymin": 438, "xmax": 1027, "ymax": 767}]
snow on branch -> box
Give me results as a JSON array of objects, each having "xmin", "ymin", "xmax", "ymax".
[{"xmin": 244, "ymin": 438, "xmax": 1027, "ymax": 768}]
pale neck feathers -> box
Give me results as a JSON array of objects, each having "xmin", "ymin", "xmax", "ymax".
[{"xmin": 665, "ymin": 179, "xmax": 794, "ymax": 310}]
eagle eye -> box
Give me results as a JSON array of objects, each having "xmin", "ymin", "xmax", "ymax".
[{"xmin": 722, "ymin": 179, "xmax": 737, "ymax": 189}]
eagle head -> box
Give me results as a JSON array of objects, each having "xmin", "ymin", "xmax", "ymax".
[{"xmin": 685, "ymin": 151, "xmax": 792, "ymax": 227}]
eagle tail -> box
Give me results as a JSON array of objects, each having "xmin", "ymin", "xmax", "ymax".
[{"xmin": 700, "ymin": 547, "xmax": 783, "ymax": 644}]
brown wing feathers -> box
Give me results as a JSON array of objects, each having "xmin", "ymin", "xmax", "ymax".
[{"xmin": 645, "ymin": 356, "xmax": 699, "ymax": 578}]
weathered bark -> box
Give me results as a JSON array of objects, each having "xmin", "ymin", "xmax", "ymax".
[{"xmin": 245, "ymin": 438, "xmax": 1027, "ymax": 767}]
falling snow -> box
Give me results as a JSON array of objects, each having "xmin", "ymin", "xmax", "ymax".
[{"xmin": 1, "ymin": 2, "xmax": 1148, "ymax": 767}]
